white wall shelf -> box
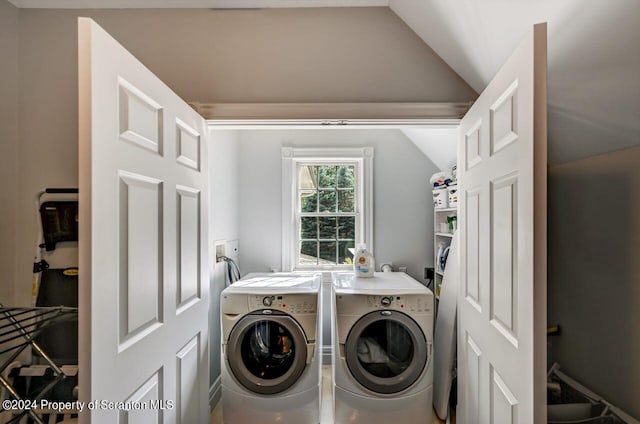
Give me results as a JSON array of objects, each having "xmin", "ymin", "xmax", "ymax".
[
  {"xmin": 435, "ymin": 207, "xmax": 457, "ymax": 213},
  {"xmin": 434, "ymin": 198, "xmax": 457, "ymax": 300}
]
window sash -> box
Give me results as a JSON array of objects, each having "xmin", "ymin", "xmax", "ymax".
[
  {"xmin": 281, "ymin": 147, "xmax": 373, "ymax": 272},
  {"xmin": 295, "ymin": 162, "xmax": 359, "ymax": 267}
]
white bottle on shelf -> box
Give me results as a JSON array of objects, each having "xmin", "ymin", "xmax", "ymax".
[{"xmin": 353, "ymin": 243, "xmax": 375, "ymax": 278}]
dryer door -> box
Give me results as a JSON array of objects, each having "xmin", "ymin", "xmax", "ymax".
[
  {"xmin": 345, "ymin": 310, "xmax": 428, "ymax": 394},
  {"xmin": 227, "ymin": 312, "xmax": 308, "ymax": 395}
]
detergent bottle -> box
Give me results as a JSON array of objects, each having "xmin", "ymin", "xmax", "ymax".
[{"xmin": 353, "ymin": 244, "xmax": 375, "ymax": 278}]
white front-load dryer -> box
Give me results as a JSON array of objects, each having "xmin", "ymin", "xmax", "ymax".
[
  {"xmin": 220, "ymin": 273, "xmax": 322, "ymax": 424},
  {"xmin": 332, "ymin": 272, "xmax": 434, "ymax": 424}
]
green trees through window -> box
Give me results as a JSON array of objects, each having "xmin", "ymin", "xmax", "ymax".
[{"xmin": 298, "ymin": 165, "xmax": 356, "ymax": 265}]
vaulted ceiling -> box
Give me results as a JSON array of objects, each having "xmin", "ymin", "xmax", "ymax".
[
  {"xmin": 7, "ymin": 0, "xmax": 639, "ymax": 164},
  {"xmin": 390, "ymin": 0, "xmax": 640, "ymax": 164}
]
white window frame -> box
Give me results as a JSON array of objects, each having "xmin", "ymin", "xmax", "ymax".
[{"xmin": 282, "ymin": 147, "xmax": 373, "ymax": 271}]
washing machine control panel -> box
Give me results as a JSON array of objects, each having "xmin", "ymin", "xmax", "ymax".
[
  {"xmin": 250, "ymin": 294, "xmax": 317, "ymax": 314},
  {"xmin": 365, "ymin": 294, "xmax": 432, "ymax": 313}
]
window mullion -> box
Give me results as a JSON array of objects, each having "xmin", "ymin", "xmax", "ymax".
[{"xmin": 316, "ymin": 217, "xmax": 320, "ymax": 266}]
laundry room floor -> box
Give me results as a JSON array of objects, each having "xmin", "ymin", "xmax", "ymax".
[{"xmin": 210, "ymin": 366, "xmax": 448, "ymax": 424}]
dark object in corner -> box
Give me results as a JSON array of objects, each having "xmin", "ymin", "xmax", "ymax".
[
  {"xmin": 34, "ymin": 268, "xmax": 79, "ymax": 365},
  {"xmin": 39, "ymin": 201, "xmax": 78, "ymax": 251},
  {"xmin": 547, "ymin": 325, "xmax": 561, "ymax": 336},
  {"xmin": 424, "ymin": 267, "xmax": 435, "ymax": 280}
]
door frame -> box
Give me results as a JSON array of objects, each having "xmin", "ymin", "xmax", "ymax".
[
  {"xmin": 201, "ymin": 105, "xmax": 547, "ymax": 420},
  {"xmin": 203, "ymin": 109, "xmax": 461, "ymax": 407}
]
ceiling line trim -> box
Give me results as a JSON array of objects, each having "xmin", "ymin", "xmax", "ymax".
[{"xmin": 192, "ymin": 102, "xmax": 472, "ymax": 124}]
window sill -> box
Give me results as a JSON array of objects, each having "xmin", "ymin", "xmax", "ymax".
[{"xmin": 294, "ymin": 265, "xmax": 353, "ymax": 271}]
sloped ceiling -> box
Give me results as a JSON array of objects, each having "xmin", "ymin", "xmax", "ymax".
[
  {"xmin": 8, "ymin": 0, "xmax": 638, "ymax": 164},
  {"xmin": 401, "ymin": 128, "xmax": 457, "ymax": 172},
  {"xmin": 390, "ymin": 0, "xmax": 640, "ymax": 164}
]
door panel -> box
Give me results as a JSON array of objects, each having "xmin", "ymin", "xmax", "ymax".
[
  {"xmin": 118, "ymin": 171, "xmax": 163, "ymax": 347},
  {"xmin": 489, "ymin": 81, "xmax": 519, "ymax": 155},
  {"xmin": 122, "ymin": 372, "xmax": 162, "ymax": 424},
  {"xmin": 464, "ymin": 188, "xmax": 481, "ymax": 309},
  {"xmin": 465, "ymin": 334, "xmax": 481, "ymax": 422},
  {"xmin": 491, "ymin": 367, "xmax": 517, "ymax": 424},
  {"xmin": 490, "ymin": 174, "xmax": 518, "ymax": 345},
  {"xmin": 79, "ymin": 18, "xmax": 209, "ymax": 423},
  {"xmin": 457, "ymin": 23, "xmax": 547, "ymax": 424},
  {"xmin": 175, "ymin": 119, "xmax": 201, "ymax": 170},
  {"xmin": 118, "ymin": 77, "xmax": 163, "ymax": 154},
  {"xmin": 464, "ymin": 122, "xmax": 482, "ymax": 170},
  {"xmin": 177, "ymin": 336, "xmax": 200, "ymax": 424},
  {"xmin": 177, "ymin": 185, "xmax": 201, "ymax": 311}
]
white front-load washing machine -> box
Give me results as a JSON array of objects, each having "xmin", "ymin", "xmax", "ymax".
[
  {"xmin": 220, "ymin": 273, "xmax": 322, "ymax": 424},
  {"xmin": 332, "ymin": 272, "xmax": 434, "ymax": 424}
]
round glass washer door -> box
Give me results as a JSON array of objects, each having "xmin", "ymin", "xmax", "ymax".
[
  {"xmin": 345, "ymin": 310, "xmax": 427, "ymax": 394},
  {"xmin": 227, "ymin": 312, "xmax": 308, "ymax": 395}
]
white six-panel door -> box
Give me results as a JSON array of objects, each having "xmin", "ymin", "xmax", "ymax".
[
  {"xmin": 78, "ymin": 18, "xmax": 209, "ymax": 423},
  {"xmin": 457, "ymin": 24, "xmax": 547, "ymax": 423}
]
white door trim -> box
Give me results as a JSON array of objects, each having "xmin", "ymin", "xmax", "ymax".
[{"xmin": 193, "ymin": 101, "xmax": 466, "ymax": 129}]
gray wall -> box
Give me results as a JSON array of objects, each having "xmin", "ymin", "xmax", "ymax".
[
  {"xmin": 11, "ymin": 6, "xmax": 476, "ymax": 307},
  {"xmin": 0, "ymin": 0, "xmax": 19, "ymax": 305},
  {"xmin": 208, "ymin": 130, "xmax": 240, "ymax": 404},
  {"xmin": 16, "ymin": 7, "xmax": 476, "ymax": 104},
  {"xmin": 236, "ymin": 129, "xmax": 439, "ymax": 281},
  {"xmin": 548, "ymin": 145, "xmax": 640, "ymax": 419}
]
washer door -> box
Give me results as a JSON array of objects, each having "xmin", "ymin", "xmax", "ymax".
[
  {"xmin": 345, "ymin": 310, "xmax": 428, "ymax": 394},
  {"xmin": 227, "ymin": 312, "xmax": 308, "ymax": 395}
]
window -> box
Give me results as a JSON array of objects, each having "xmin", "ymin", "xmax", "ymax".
[
  {"xmin": 282, "ymin": 147, "xmax": 373, "ymax": 271},
  {"xmin": 298, "ymin": 164, "xmax": 356, "ymax": 266}
]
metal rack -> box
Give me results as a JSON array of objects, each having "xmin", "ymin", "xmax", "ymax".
[
  {"xmin": 0, "ymin": 306, "xmax": 78, "ymax": 424},
  {"xmin": 548, "ymin": 363, "xmax": 639, "ymax": 424}
]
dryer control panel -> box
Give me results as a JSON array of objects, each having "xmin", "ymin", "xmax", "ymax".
[
  {"xmin": 365, "ymin": 294, "xmax": 432, "ymax": 313},
  {"xmin": 249, "ymin": 294, "xmax": 317, "ymax": 314}
]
